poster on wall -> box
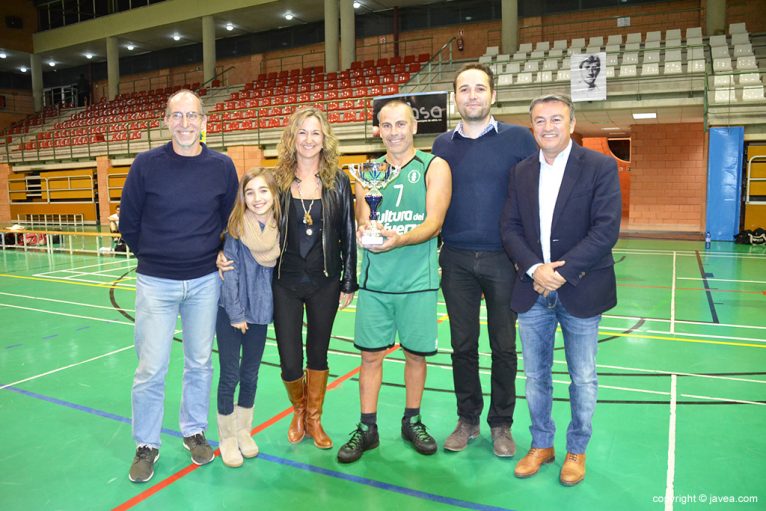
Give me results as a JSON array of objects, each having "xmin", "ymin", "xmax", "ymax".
[
  {"xmin": 570, "ymin": 52, "xmax": 607, "ymax": 102},
  {"xmin": 372, "ymin": 92, "xmax": 448, "ymax": 134}
]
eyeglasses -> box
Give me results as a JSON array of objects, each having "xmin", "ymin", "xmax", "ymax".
[{"xmin": 168, "ymin": 111, "xmax": 203, "ymax": 121}]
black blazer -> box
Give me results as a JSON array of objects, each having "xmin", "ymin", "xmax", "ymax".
[{"xmin": 500, "ymin": 142, "xmax": 621, "ymax": 317}]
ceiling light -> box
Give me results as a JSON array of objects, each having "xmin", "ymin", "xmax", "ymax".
[
  {"xmin": 126, "ymin": 43, "xmax": 135, "ymax": 50},
  {"xmin": 284, "ymin": 13, "xmax": 294, "ymax": 20},
  {"xmin": 48, "ymin": 61, "xmax": 56, "ymax": 67},
  {"xmin": 0, "ymin": 51, "xmax": 7, "ymax": 59},
  {"xmin": 20, "ymin": 66, "xmax": 27, "ymax": 72},
  {"xmin": 84, "ymin": 53, "xmax": 93, "ymax": 59},
  {"xmin": 225, "ymin": 22, "xmax": 234, "ymax": 31},
  {"xmin": 602, "ymin": 127, "xmax": 621, "ymax": 131},
  {"xmin": 632, "ymin": 112, "xmax": 656, "ymax": 119},
  {"xmin": 172, "ymin": 33, "xmax": 181, "ymax": 41},
  {"xmin": 353, "ymin": 1, "xmax": 361, "ymax": 7}
]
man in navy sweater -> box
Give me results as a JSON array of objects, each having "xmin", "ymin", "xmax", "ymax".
[
  {"xmin": 120, "ymin": 90, "xmax": 239, "ymax": 483},
  {"xmin": 432, "ymin": 63, "xmax": 537, "ymax": 457}
]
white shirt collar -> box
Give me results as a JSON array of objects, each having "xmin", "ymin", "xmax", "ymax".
[
  {"xmin": 452, "ymin": 116, "xmax": 498, "ymax": 139},
  {"xmin": 538, "ymin": 139, "xmax": 573, "ymax": 168}
]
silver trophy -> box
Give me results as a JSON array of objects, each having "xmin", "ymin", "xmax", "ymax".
[{"xmin": 348, "ymin": 161, "xmax": 401, "ymax": 246}]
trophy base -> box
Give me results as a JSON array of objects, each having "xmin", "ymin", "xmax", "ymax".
[{"xmin": 361, "ymin": 233, "xmax": 385, "ymax": 246}]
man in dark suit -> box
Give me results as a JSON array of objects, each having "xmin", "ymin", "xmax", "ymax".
[{"xmin": 500, "ymin": 94, "xmax": 621, "ymax": 486}]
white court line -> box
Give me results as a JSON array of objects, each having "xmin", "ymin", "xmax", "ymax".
[
  {"xmin": 0, "ymin": 291, "xmax": 136, "ymax": 312},
  {"xmin": 644, "ymin": 328, "xmax": 766, "ymax": 344},
  {"xmin": 0, "ymin": 344, "xmax": 134, "ymax": 391},
  {"xmin": 601, "ymin": 315, "xmax": 766, "ymax": 331},
  {"xmin": 676, "ymin": 277, "xmax": 766, "ymax": 284},
  {"xmin": 0, "ymin": 303, "xmax": 135, "ymax": 325},
  {"xmin": 614, "ymin": 248, "xmax": 765, "ymax": 259},
  {"xmin": 680, "ymin": 394, "xmax": 766, "ymax": 406},
  {"xmin": 34, "ymin": 258, "xmax": 136, "ymax": 275},
  {"xmin": 594, "ymin": 362, "xmax": 766, "ymax": 385},
  {"xmin": 670, "ymin": 251, "xmax": 677, "ymax": 334},
  {"xmin": 29, "ymin": 276, "xmax": 136, "ymax": 287},
  {"xmin": 665, "ymin": 374, "xmax": 677, "ymax": 511}
]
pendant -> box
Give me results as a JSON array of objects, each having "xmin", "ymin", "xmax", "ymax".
[
  {"xmin": 306, "ymin": 227, "xmax": 313, "ymax": 236},
  {"xmin": 303, "ymin": 211, "xmax": 313, "ymax": 226}
]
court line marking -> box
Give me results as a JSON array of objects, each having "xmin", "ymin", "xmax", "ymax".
[
  {"xmin": 592, "ymin": 362, "xmax": 766, "ymax": 385},
  {"xmin": 643, "ymin": 328, "xmax": 766, "ymax": 344},
  {"xmin": 0, "ymin": 344, "xmax": 134, "ymax": 391},
  {"xmin": 677, "ymin": 277, "xmax": 766, "ymax": 284},
  {"xmin": 0, "ymin": 273, "xmax": 136, "ymax": 291},
  {"xmin": 0, "ymin": 303, "xmax": 136, "ymax": 326},
  {"xmin": 2, "ymin": 383, "xmax": 512, "ymax": 511},
  {"xmin": 34, "ymin": 258, "xmax": 136, "ymax": 273},
  {"xmin": 670, "ymin": 251, "xmax": 677, "ymax": 334},
  {"xmin": 664, "ymin": 374, "xmax": 677, "ymax": 511},
  {"xmin": 0, "ymin": 291, "xmax": 136, "ymax": 312},
  {"xmin": 679, "ymin": 394, "xmax": 766, "ymax": 406}
]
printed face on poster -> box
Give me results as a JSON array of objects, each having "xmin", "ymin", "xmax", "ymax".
[{"xmin": 570, "ymin": 52, "xmax": 607, "ymax": 102}]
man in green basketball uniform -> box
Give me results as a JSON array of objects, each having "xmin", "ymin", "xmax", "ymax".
[{"xmin": 337, "ymin": 100, "xmax": 452, "ymax": 463}]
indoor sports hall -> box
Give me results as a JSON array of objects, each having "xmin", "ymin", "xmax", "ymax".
[{"xmin": 1, "ymin": 1, "xmax": 765, "ymax": 510}]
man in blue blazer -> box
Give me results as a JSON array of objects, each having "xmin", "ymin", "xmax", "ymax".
[{"xmin": 500, "ymin": 94, "xmax": 621, "ymax": 486}]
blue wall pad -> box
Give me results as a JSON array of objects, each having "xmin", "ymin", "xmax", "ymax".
[{"xmin": 706, "ymin": 127, "xmax": 744, "ymax": 241}]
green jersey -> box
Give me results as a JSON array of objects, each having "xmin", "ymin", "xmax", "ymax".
[{"xmin": 359, "ymin": 150, "xmax": 439, "ymax": 293}]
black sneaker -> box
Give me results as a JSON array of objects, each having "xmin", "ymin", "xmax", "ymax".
[
  {"xmin": 183, "ymin": 432, "xmax": 215, "ymax": 465},
  {"xmin": 401, "ymin": 415, "xmax": 437, "ymax": 455},
  {"xmin": 337, "ymin": 423, "xmax": 379, "ymax": 464},
  {"xmin": 129, "ymin": 445, "xmax": 159, "ymax": 483}
]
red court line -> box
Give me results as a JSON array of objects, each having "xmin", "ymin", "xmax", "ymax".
[{"xmin": 113, "ymin": 344, "xmax": 400, "ymax": 511}]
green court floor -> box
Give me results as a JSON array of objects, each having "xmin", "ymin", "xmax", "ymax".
[{"xmin": 0, "ymin": 238, "xmax": 764, "ymax": 510}]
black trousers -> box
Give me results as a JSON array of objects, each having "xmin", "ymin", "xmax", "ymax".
[
  {"xmin": 272, "ymin": 277, "xmax": 340, "ymax": 381},
  {"xmin": 439, "ymin": 245, "xmax": 518, "ymax": 427}
]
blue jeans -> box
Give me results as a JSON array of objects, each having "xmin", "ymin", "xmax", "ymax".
[
  {"xmin": 518, "ymin": 291, "xmax": 600, "ymax": 454},
  {"xmin": 215, "ymin": 307, "xmax": 267, "ymax": 415},
  {"xmin": 131, "ymin": 272, "xmax": 220, "ymax": 448}
]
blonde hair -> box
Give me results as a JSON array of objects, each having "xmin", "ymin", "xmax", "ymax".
[
  {"xmin": 275, "ymin": 107, "xmax": 339, "ymax": 192},
  {"xmin": 226, "ymin": 167, "xmax": 281, "ymax": 239}
]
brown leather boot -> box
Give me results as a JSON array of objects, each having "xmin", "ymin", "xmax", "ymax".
[
  {"xmin": 514, "ymin": 447, "xmax": 556, "ymax": 478},
  {"xmin": 283, "ymin": 374, "xmax": 306, "ymax": 444},
  {"xmin": 305, "ymin": 368, "xmax": 332, "ymax": 449},
  {"xmin": 560, "ymin": 452, "xmax": 586, "ymax": 486}
]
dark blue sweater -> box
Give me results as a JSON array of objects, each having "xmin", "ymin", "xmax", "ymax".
[
  {"xmin": 120, "ymin": 142, "xmax": 238, "ymax": 280},
  {"xmin": 432, "ymin": 122, "xmax": 537, "ymax": 251}
]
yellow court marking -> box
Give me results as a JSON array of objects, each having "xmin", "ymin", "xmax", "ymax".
[{"xmin": 0, "ymin": 273, "xmax": 135, "ymax": 291}]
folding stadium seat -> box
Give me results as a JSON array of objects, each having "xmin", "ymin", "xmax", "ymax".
[
  {"xmin": 664, "ymin": 49, "xmax": 682, "ymax": 62},
  {"xmin": 497, "ymin": 74, "xmax": 513, "ymax": 86},
  {"xmin": 713, "ymin": 57, "xmax": 733, "ymax": 73},
  {"xmin": 530, "ymin": 50, "xmax": 545, "ymax": 60},
  {"xmin": 663, "ymin": 61, "xmax": 683, "ymax": 75},
  {"xmin": 515, "ymin": 72, "xmax": 533, "ymax": 85},
  {"xmin": 524, "ymin": 60, "xmax": 540, "ymax": 72},
  {"xmin": 548, "ymin": 48, "xmax": 563, "ymax": 58},
  {"xmin": 606, "ymin": 54, "xmax": 619, "ymax": 67},
  {"xmin": 382, "ymin": 85, "xmax": 398, "ymax": 95},
  {"xmin": 711, "ymin": 46, "xmax": 730, "ymax": 59},
  {"xmin": 712, "ymin": 75, "xmax": 734, "ymax": 89},
  {"xmin": 742, "ymin": 85, "xmax": 765, "ymax": 101},
  {"xmin": 644, "ymin": 31, "xmax": 661, "ymax": 49},
  {"xmin": 665, "ymin": 29, "xmax": 682, "ymax": 43},
  {"xmin": 619, "ymin": 65, "xmax": 637, "ymax": 77},
  {"xmin": 532, "ymin": 41, "xmax": 549, "ymax": 52},
  {"xmin": 390, "ymin": 55, "xmax": 402, "ymax": 65},
  {"xmin": 485, "ymin": 46, "xmax": 499, "ymax": 56},
  {"xmin": 729, "ymin": 22, "xmax": 747, "ymax": 34},
  {"xmin": 511, "ymin": 51, "xmax": 526, "ymax": 61},
  {"xmin": 736, "ymin": 56, "xmax": 758, "ymax": 70},
  {"xmin": 734, "ymin": 44, "xmax": 754, "ymax": 57},
  {"xmin": 605, "ymin": 66, "xmax": 615, "ymax": 78},
  {"xmin": 543, "ymin": 58, "xmax": 559, "ymax": 71},
  {"xmin": 623, "ymin": 52, "xmax": 639, "ymax": 65},
  {"xmin": 731, "ymin": 33, "xmax": 750, "ymax": 46},
  {"xmin": 517, "ymin": 43, "xmax": 533, "ymax": 53},
  {"xmin": 537, "ymin": 71, "xmax": 553, "ymax": 83},
  {"xmin": 687, "ymin": 46, "xmax": 704, "ymax": 61},
  {"xmin": 709, "ymin": 35, "xmax": 727, "ymax": 47},
  {"xmin": 644, "ymin": 51, "xmax": 660, "ymax": 63},
  {"xmin": 495, "ymin": 54, "xmax": 510, "ymax": 63},
  {"xmin": 568, "ymin": 38, "xmax": 586, "ymax": 52},
  {"xmin": 587, "ymin": 36, "xmax": 604, "ymax": 49},
  {"xmin": 713, "ymin": 88, "xmax": 736, "ymax": 103},
  {"xmin": 738, "ymin": 73, "xmax": 762, "ymax": 85}
]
